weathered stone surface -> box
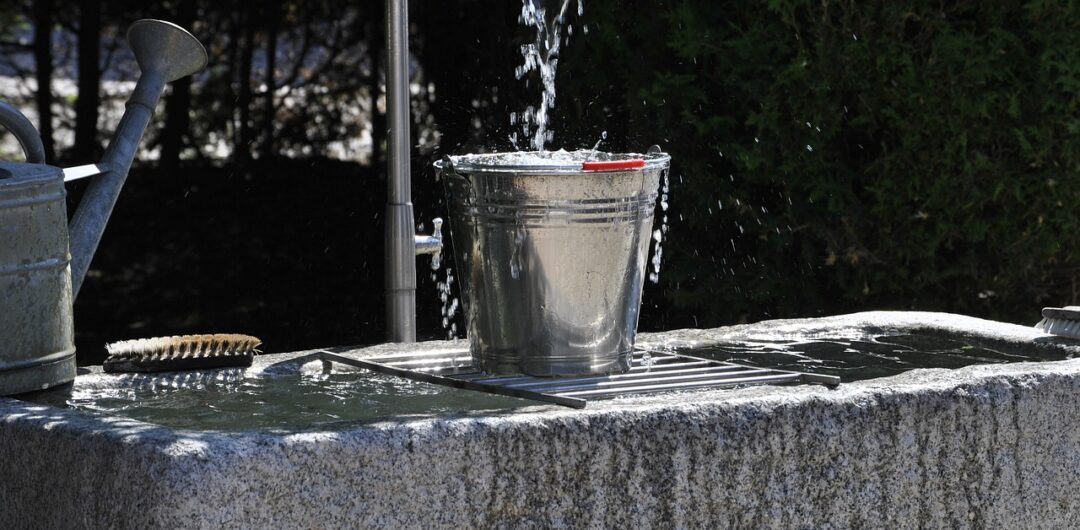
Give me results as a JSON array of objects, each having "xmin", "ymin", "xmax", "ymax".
[{"xmin": 2, "ymin": 312, "xmax": 1079, "ymax": 529}]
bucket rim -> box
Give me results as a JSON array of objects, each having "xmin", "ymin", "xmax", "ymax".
[{"xmin": 435, "ymin": 148, "xmax": 671, "ymax": 175}]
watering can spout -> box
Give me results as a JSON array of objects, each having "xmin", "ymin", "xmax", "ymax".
[{"xmin": 67, "ymin": 20, "xmax": 207, "ymax": 297}]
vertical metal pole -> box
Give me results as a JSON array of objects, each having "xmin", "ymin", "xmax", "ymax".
[{"xmin": 385, "ymin": 0, "xmax": 416, "ymax": 342}]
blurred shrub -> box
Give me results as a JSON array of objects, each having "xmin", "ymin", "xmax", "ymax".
[{"xmin": 551, "ymin": 0, "xmax": 1080, "ymax": 327}]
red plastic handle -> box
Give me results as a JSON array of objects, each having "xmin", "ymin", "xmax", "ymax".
[{"xmin": 582, "ymin": 159, "xmax": 646, "ymax": 171}]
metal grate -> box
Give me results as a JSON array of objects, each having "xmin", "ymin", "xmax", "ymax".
[{"xmin": 314, "ymin": 348, "xmax": 840, "ymax": 409}]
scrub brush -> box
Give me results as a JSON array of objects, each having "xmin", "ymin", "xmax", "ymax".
[
  {"xmin": 1034, "ymin": 307, "xmax": 1080, "ymax": 339},
  {"xmin": 103, "ymin": 334, "xmax": 262, "ymax": 373}
]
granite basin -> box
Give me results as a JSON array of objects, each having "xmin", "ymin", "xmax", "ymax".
[{"xmin": 2, "ymin": 311, "xmax": 1079, "ymax": 529}]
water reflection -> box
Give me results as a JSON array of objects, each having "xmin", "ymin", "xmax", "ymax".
[
  {"xmin": 680, "ymin": 334, "xmax": 1072, "ymax": 382},
  {"xmin": 21, "ymin": 334, "xmax": 1073, "ymax": 431},
  {"xmin": 24, "ymin": 367, "xmax": 531, "ymax": 432}
]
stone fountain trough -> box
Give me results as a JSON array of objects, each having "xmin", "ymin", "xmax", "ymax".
[{"xmin": 2, "ymin": 311, "xmax": 1079, "ymax": 528}]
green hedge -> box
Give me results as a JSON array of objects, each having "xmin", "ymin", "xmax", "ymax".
[{"xmin": 553, "ymin": 0, "xmax": 1080, "ymax": 326}]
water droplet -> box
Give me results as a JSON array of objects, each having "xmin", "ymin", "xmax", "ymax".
[
  {"xmin": 641, "ymin": 350, "xmax": 654, "ymax": 369},
  {"xmin": 592, "ymin": 130, "xmax": 608, "ymax": 150},
  {"xmin": 433, "ymin": 264, "xmax": 460, "ymax": 339},
  {"xmin": 648, "ymin": 170, "xmax": 671, "ymax": 284}
]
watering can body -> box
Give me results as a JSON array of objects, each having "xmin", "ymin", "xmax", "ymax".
[
  {"xmin": 0, "ymin": 20, "xmax": 206, "ymax": 395},
  {"xmin": 0, "ymin": 163, "xmax": 75, "ymax": 394}
]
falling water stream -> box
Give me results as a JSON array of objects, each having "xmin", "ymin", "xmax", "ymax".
[
  {"xmin": 437, "ymin": 0, "xmax": 589, "ymax": 339},
  {"xmin": 510, "ymin": 0, "xmax": 583, "ymax": 151},
  {"xmin": 434, "ymin": 0, "xmax": 675, "ymax": 338},
  {"xmin": 649, "ymin": 169, "xmax": 670, "ymax": 284},
  {"xmin": 431, "ymin": 263, "xmax": 459, "ymax": 341}
]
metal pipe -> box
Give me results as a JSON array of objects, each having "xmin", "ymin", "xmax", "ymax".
[
  {"xmin": 414, "ymin": 218, "xmax": 443, "ymax": 255},
  {"xmin": 385, "ymin": 0, "xmax": 416, "ymax": 342}
]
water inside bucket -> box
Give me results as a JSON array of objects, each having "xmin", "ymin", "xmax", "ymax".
[{"xmin": 445, "ymin": 149, "xmax": 660, "ymax": 170}]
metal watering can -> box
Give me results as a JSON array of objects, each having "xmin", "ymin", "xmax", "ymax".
[{"xmin": 0, "ymin": 20, "xmax": 206, "ymax": 395}]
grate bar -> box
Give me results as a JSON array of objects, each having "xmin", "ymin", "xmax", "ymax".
[
  {"xmin": 364, "ymin": 348, "xmax": 470, "ymax": 361},
  {"xmin": 468, "ymin": 360, "xmax": 716, "ymax": 385},
  {"xmin": 500, "ymin": 367, "xmax": 763, "ymax": 392},
  {"xmin": 379, "ymin": 357, "xmax": 473, "ymax": 370},
  {"xmin": 557, "ymin": 373, "xmax": 802, "ymax": 398},
  {"xmin": 314, "ymin": 350, "xmax": 587, "ymax": 408},
  {"xmin": 314, "ymin": 347, "xmax": 840, "ymax": 409}
]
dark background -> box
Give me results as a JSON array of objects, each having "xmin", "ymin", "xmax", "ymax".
[{"xmin": 2, "ymin": 0, "xmax": 1078, "ymax": 364}]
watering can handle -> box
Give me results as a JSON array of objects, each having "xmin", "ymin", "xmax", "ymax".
[{"xmin": 0, "ymin": 100, "xmax": 46, "ymax": 164}]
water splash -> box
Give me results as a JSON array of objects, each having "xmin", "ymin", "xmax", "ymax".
[
  {"xmin": 434, "ymin": 266, "xmax": 461, "ymax": 340},
  {"xmin": 591, "ymin": 130, "xmax": 608, "ymax": 150},
  {"xmin": 640, "ymin": 350, "xmax": 654, "ymax": 370},
  {"xmin": 648, "ymin": 169, "xmax": 671, "ymax": 283},
  {"xmin": 431, "ymin": 253, "xmax": 459, "ymax": 340},
  {"xmin": 514, "ymin": 0, "xmax": 581, "ymax": 151}
]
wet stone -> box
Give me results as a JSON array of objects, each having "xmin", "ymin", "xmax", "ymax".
[{"xmin": 1, "ymin": 311, "xmax": 1079, "ymax": 528}]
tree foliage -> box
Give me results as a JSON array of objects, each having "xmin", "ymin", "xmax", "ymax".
[
  {"xmin": 534, "ymin": 0, "xmax": 1080, "ymax": 327},
  {"xmin": 0, "ymin": 0, "xmax": 384, "ymax": 166},
  {"xmin": 2, "ymin": 0, "xmax": 1078, "ymax": 350}
]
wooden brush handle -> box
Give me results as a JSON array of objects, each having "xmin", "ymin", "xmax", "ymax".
[{"xmin": 103, "ymin": 352, "xmax": 253, "ymax": 373}]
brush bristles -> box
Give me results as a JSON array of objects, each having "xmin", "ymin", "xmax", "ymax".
[
  {"xmin": 106, "ymin": 334, "xmax": 262, "ymax": 361},
  {"xmin": 1035, "ymin": 317, "xmax": 1080, "ymax": 339}
]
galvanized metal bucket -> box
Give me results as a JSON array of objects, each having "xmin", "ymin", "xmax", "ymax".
[{"xmin": 435, "ymin": 148, "xmax": 671, "ymax": 376}]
